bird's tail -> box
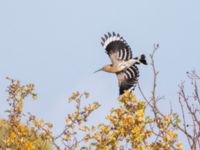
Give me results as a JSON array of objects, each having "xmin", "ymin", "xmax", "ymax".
[{"xmin": 138, "ymin": 54, "xmax": 147, "ymax": 65}]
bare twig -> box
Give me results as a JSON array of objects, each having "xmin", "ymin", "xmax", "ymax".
[
  {"xmin": 178, "ymin": 71, "xmax": 200, "ymax": 150},
  {"xmin": 138, "ymin": 45, "xmax": 200, "ymax": 149}
]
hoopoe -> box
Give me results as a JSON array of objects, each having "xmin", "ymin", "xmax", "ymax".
[{"xmin": 95, "ymin": 32, "xmax": 147, "ymax": 95}]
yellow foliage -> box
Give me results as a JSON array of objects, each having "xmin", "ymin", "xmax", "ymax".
[
  {"xmin": 177, "ymin": 142, "xmax": 182, "ymax": 150},
  {"xmin": 167, "ymin": 130, "xmax": 177, "ymax": 139},
  {"xmin": 0, "ymin": 78, "xmax": 182, "ymax": 150},
  {"xmin": 66, "ymin": 116, "xmax": 72, "ymax": 125},
  {"xmin": 24, "ymin": 141, "xmax": 35, "ymax": 150},
  {"xmin": 0, "ymin": 78, "xmax": 53, "ymax": 150},
  {"xmin": 85, "ymin": 91, "xmax": 182, "ymax": 150}
]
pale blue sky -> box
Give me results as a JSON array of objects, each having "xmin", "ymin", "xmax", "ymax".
[{"xmin": 0, "ymin": 0, "xmax": 200, "ymax": 149}]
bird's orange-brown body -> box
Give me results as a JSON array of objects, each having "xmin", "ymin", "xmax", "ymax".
[{"xmin": 101, "ymin": 59, "xmax": 140, "ymax": 73}]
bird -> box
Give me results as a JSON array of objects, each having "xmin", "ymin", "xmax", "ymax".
[{"xmin": 95, "ymin": 32, "xmax": 147, "ymax": 95}]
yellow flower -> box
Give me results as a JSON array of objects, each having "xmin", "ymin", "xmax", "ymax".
[
  {"xmin": 164, "ymin": 116, "xmax": 171, "ymax": 122},
  {"xmin": 137, "ymin": 109, "xmax": 144, "ymax": 117},
  {"xmin": 120, "ymin": 128, "xmax": 125, "ymax": 135},
  {"xmin": 46, "ymin": 123, "xmax": 53, "ymax": 128},
  {"xmin": 65, "ymin": 132, "xmax": 71, "ymax": 141},
  {"xmin": 28, "ymin": 84, "xmax": 34, "ymax": 91},
  {"xmin": 162, "ymin": 135, "xmax": 169, "ymax": 142},
  {"xmin": 32, "ymin": 93, "xmax": 38, "ymax": 100},
  {"xmin": 167, "ymin": 130, "xmax": 177, "ymax": 139},
  {"xmin": 84, "ymin": 92, "xmax": 90, "ymax": 98},
  {"xmin": 83, "ymin": 134, "xmax": 91, "ymax": 143},
  {"xmin": 123, "ymin": 118, "xmax": 129, "ymax": 126},
  {"xmin": 102, "ymin": 126, "xmax": 110, "ymax": 134},
  {"xmin": 177, "ymin": 142, "xmax": 182, "ymax": 150},
  {"xmin": 39, "ymin": 119, "xmax": 44, "ymax": 126},
  {"xmin": 66, "ymin": 116, "xmax": 72, "ymax": 125},
  {"xmin": 9, "ymin": 131, "xmax": 16, "ymax": 139},
  {"xmin": 73, "ymin": 112, "xmax": 79, "ymax": 119},
  {"xmin": 24, "ymin": 141, "xmax": 35, "ymax": 150},
  {"xmin": 137, "ymin": 109, "xmax": 144, "ymax": 121},
  {"xmin": 19, "ymin": 125, "xmax": 28, "ymax": 136},
  {"xmin": 80, "ymin": 126, "xmax": 87, "ymax": 132},
  {"xmin": 109, "ymin": 133, "xmax": 115, "ymax": 141}
]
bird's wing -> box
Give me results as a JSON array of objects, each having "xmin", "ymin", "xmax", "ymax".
[
  {"xmin": 101, "ymin": 32, "xmax": 133, "ymax": 66},
  {"xmin": 116, "ymin": 65, "xmax": 139, "ymax": 95}
]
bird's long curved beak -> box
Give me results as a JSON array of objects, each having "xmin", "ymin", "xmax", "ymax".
[{"xmin": 94, "ymin": 68, "xmax": 102, "ymax": 73}]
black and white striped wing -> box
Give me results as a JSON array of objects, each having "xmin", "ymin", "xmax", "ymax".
[
  {"xmin": 116, "ymin": 65, "xmax": 139, "ymax": 95},
  {"xmin": 101, "ymin": 32, "xmax": 132, "ymax": 66}
]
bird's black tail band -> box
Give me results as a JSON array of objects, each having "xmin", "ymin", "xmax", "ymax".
[{"xmin": 139, "ymin": 54, "xmax": 147, "ymax": 65}]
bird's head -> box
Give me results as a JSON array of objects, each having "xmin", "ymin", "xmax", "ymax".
[{"xmin": 94, "ymin": 65, "xmax": 112, "ymax": 73}]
